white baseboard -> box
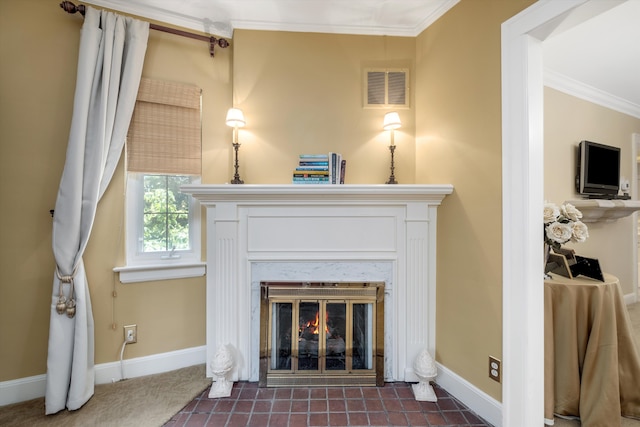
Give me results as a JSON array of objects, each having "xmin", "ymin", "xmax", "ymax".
[
  {"xmin": 624, "ymin": 291, "xmax": 638, "ymax": 305},
  {"xmin": 0, "ymin": 345, "xmax": 206, "ymax": 407},
  {"xmin": 435, "ymin": 362, "xmax": 502, "ymax": 427},
  {"xmin": 3, "ymin": 346, "xmax": 500, "ymax": 426},
  {"xmin": 95, "ymin": 345, "xmax": 206, "ymax": 384},
  {"xmin": 0, "ymin": 374, "xmax": 47, "ymax": 408}
]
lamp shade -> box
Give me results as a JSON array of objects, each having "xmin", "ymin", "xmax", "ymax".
[
  {"xmin": 226, "ymin": 108, "xmax": 246, "ymax": 128},
  {"xmin": 383, "ymin": 112, "xmax": 401, "ymax": 130}
]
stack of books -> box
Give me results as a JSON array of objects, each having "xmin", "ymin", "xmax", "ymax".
[{"xmin": 293, "ymin": 153, "xmax": 346, "ymax": 184}]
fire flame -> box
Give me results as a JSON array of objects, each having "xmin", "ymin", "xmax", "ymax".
[{"xmin": 301, "ymin": 311, "xmax": 330, "ymax": 335}]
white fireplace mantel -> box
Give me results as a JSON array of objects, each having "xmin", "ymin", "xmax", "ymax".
[
  {"xmin": 182, "ymin": 184, "xmax": 454, "ymax": 203},
  {"xmin": 182, "ymin": 184, "xmax": 453, "ymax": 383}
]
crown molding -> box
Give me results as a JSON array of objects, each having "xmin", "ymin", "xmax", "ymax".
[
  {"xmin": 74, "ymin": 0, "xmax": 460, "ymax": 39},
  {"xmin": 80, "ymin": 0, "xmax": 233, "ymax": 38},
  {"xmin": 544, "ymin": 68, "xmax": 640, "ymax": 119}
]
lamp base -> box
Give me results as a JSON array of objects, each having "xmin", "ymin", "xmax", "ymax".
[
  {"xmin": 231, "ymin": 142, "xmax": 244, "ymax": 184},
  {"xmin": 386, "ymin": 145, "xmax": 397, "ymax": 184}
]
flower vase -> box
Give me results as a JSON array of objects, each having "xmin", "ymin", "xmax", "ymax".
[{"xmin": 544, "ymin": 243, "xmax": 551, "ymax": 279}]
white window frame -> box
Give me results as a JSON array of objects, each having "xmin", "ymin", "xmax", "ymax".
[{"xmin": 114, "ymin": 173, "xmax": 204, "ymax": 283}]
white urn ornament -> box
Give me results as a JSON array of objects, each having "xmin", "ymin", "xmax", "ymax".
[
  {"xmin": 412, "ymin": 348, "xmax": 438, "ymax": 402},
  {"xmin": 208, "ymin": 344, "xmax": 235, "ymax": 398}
]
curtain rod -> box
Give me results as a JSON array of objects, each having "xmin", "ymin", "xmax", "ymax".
[{"xmin": 60, "ymin": 1, "xmax": 229, "ymax": 57}]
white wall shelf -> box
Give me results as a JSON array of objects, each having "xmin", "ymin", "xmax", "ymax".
[{"xmin": 566, "ymin": 199, "xmax": 640, "ymax": 223}]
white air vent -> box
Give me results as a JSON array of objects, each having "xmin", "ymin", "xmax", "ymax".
[{"xmin": 364, "ymin": 68, "xmax": 409, "ymax": 108}]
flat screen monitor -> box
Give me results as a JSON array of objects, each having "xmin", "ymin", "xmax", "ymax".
[{"xmin": 576, "ymin": 140, "xmax": 620, "ymax": 197}]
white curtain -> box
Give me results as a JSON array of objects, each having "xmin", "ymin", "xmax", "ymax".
[{"xmin": 46, "ymin": 7, "xmax": 148, "ymax": 414}]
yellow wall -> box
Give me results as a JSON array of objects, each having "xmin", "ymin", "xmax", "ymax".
[
  {"xmin": 415, "ymin": 0, "xmax": 535, "ymax": 400},
  {"xmin": 0, "ymin": 0, "xmax": 231, "ymax": 380},
  {"xmin": 0, "ymin": 0, "xmax": 539, "ymax": 405},
  {"xmin": 544, "ymin": 87, "xmax": 640, "ymax": 294},
  {"xmin": 231, "ymin": 30, "xmax": 416, "ymax": 184}
]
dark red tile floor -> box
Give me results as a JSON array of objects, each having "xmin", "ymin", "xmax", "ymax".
[{"xmin": 164, "ymin": 381, "xmax": 493, "ymax": 426}]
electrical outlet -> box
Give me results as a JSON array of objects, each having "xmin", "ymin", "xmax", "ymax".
[
  {"xmin": 489, "ymin": 356, "xmax": 501, "ymax": 382},
  {"xmin": 124, "ymin": 325, "xmax": 137, "ymax": 344}
]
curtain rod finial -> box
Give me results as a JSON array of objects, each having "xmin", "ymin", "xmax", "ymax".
[
  {"xmin": 209, "ymin": 36, "xmax": 230, "ymax": 57},
  {"xmin": 60, "ymin": 1, "xmax": 86, "ymax": 16}
]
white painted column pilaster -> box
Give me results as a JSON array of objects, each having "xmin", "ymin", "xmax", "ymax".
[
  {"xmin": 403, "ymin": 201, "xmax": 433, "ymax": 382},
  {"xmin": 205, "ymin": 202, "xmax": 242, "ymax": 380}
]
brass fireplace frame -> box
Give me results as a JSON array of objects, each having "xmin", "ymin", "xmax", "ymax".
[{"xmin": 259, "ymin": 282, "xmax": 384, "ymax": 387}]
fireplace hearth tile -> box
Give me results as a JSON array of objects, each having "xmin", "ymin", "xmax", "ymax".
[
  {"xmin": 226, "ymin": 413, "xmax": 249, "ymax": 427},
  {"xmin": 274, "ymin": 388, "xmax": 292, "ymax": 399},
  {"xmin": 309, "ymin": 399, "xmax": 328, "ymax": 412},
  {"xmin": 234, "ymin": 400, "xmax": 253, "ymax": 412},
  {"xmin": 344, "ymin": 387, "xmax": 363, "ymax": 398},
  {"xmin": 292, "ymin": 388, "xmax": 309, "ymax": 399},
  {"xmin": 426, "ymin": 411, "xmax": 448, "ymax": 424},
  {"xmin": 395, "ymin": 385, "xmax": 414, "ymax": 399},
  {"xmin": 291, "ymin": 400, "xmax": 309, "ymax": 413},
  {"xmin": 328, "ymin": 412, "xmax": 348, "ymax": 426},
  {"xmin": 207, "ymin": 413, "xmax": 229, "ymax": 425},
  {"xmin": 164, "ymin": 381, "xmax": 494, "ymax": 427},
  {"xmin": 368, "ymin": 411, "xmax": 389, "ymax": 425},
  {"xmin": 271, "ymin": 400, "xmax": 291, "ymax": 412},
  {"xmin": 382, "ymin": 398, "xmax": 402, "ymax": 411},
  {"xmin": 362, "ymin": 387, "xmax": 381, "ymax": 398},
  {"xmin": 443, "ymin": 409, "xmax": 470, "ymax": 424},
  {"xmin": 348, "ymin": 412, "xmax": 368, "ymax": 425},
  {"xmin": 309, "ymin": 413, "xmax": 329, "ymax": 426},
  {"xmin": 288, "ymin": 413, "xmax": 307, "ymax": 425},
  {"xmin": 387, "ymin": 411, "xmax": 410, "ymax": 426},
  {"xmin": 214, "ymin": 399, "xmax": 234, "ymax": 412},
  {"xmin": 247, "ymin": 413, "xmax": 270, "ymax": 426},
  {"xmin": 326, "ymin": 387, "xmax": 344, "ymax": 399},
  {"xmin": 365, "ymin": 398, "xmax": 384, "ymax": 411},
  {"xmin": 268, "ymin": 413, "xmax": 288, "ymax": 426},
  {"xmin": 310, "ymin": 388, "xmax": 327, "ymax": 399},
  {"xmin": 400, "ymin": 398, "xmax": 422, "ymax": 411},
  {"xmin": 436, "ymin": 396, "xmax": 459, "ymax": 410},
  {"xmin": 252, "ymin": 400, "xmax": 272, "ymax": 412},
  {"xmin": 327, "ymin": 399, "xmax": 345, "ymax": 411},
  {"xmin": 405, "ymin": 411, "xmax": 429, "ymax": 425},
  {"xmin": 256, "ymin": 388, "xmax": 275, "ymax": 399},
  {"xmin": 345, "ymin": 399, "xmax": 366, "ymax": 412}
]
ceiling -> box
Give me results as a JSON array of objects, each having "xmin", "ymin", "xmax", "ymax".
[
  {"xmin": 543, "ymin": 0, "xmax": 640, "ymax": 117},
  {"xmin": 78, "ymin": 0, "xmax": 460, "ymax": 39},
  {"xmin": 79, "ymin": 0, "xmax": 640, "ymax": 116}
]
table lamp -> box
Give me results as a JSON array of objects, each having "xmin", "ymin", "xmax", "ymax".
[
  {"xmin": 383, "ymin": 112, "xmax": 401, "ymax": 184},
  {"xmin": 226, "ymin": 108, "xmax": 246, "ymax": 184}
]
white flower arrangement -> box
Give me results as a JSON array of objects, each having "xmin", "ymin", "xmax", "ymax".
[{"xmin": 544, "ymin": 202, "xmax": 589, "ymax": 250}]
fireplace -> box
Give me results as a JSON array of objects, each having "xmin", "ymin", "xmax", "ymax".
[
  {"xmin": 259, "ymin": 281, "xmax": 384, "ymax": 387},
  {"xmin": 181, "ymin": 184, "xmax": 452, "ymax": 385}
]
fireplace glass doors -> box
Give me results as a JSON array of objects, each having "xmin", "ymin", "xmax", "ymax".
[{"xmin": 259, "ymin": 282, "xmax": 384, "ymax": 387}]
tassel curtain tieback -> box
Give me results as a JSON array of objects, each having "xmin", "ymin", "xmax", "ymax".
[{"xmin": 55, "ymin": 266, "xmax": 78, "ymax": 318}]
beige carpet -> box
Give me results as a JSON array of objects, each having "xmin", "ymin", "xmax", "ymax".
[
  {"xmin": 552, "ymin": 301, "xmax": 640, "ymax": 426},
  {"xmin": 0, "ymin": 364, "xmax": 210, "ymax": 427}
]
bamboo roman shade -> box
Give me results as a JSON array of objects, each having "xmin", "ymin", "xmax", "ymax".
[{"xmin": 126, "ymin": 78, "xmax": 202, "ymax": 175}]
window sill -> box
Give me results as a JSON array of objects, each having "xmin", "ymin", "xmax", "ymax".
[{"xmin": 113, "ymin": 262, "xmax": 206, "ymax": 284}]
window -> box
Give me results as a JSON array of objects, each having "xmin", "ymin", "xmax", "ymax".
[
  {"xmin": 364, "ymin": 68, "xmax": 409, "ymax": 108},
  {"xmin": 142, "ymin": 175, "xmax": 191, "ymax": 254},
  {"xmin": 125, "ymin": 173, "xmax": 200, "ymax": 265},
  {"xmin": 115, "ymin": 78, "xmax": 204, "ymax": 283}
]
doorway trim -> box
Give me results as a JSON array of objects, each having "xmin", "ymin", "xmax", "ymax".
[
  {"xmin": 501, "ymin": 1, "xmax": 588, "ymax": 425},
  {"xmin": 633, "ymin": 133, "xmax": 640, "ymax": 301}
]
